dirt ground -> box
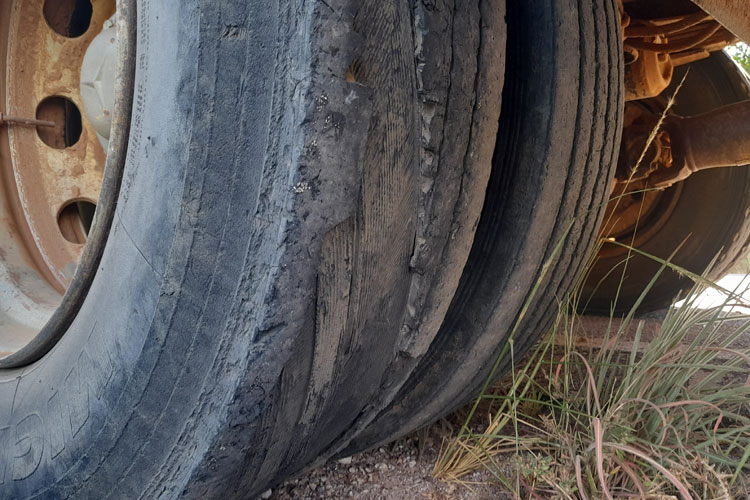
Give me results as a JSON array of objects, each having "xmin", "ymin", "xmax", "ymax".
[{"xmin": 268, "ymin": 423, "xmax": 510, "ymax": 500}]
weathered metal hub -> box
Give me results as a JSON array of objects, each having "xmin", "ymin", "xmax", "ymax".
[
  {"xmin": 615, "ymin": 103, "xmax": 674, "ymax": 184},
  {"xmin": 0, "ymin": 0, "xmax": 115, "ymax": 356},
  {"xmin": 81, "ymin": 15, "xmax": 117, "ymax": 148}
]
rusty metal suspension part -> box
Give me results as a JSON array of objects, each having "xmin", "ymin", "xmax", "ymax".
[
  {"xmin": 614, "ymin": 99, "xmax": 750, "ymax": 190},
  {"xmin": 651, "ymin": 99, "xmax": 750, "ymax": 187},
  {"xmin": 691, "ymin": 0, "xmax": 750, "ymax": 44},
  {"xmin": 620, "ymin": 1, "xmax": 738, "ymax": 101}
]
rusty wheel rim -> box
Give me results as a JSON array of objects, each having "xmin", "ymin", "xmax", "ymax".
[{"xmin": 0, "ymin": 0, "xmax": 135, "ymax": 366}]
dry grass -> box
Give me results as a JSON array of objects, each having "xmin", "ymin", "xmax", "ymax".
[{"xmin": 434, "ymin": 257, "xmax": 750, "ymax": 499}]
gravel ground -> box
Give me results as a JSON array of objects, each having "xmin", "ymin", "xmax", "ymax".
[{"xmin": 268, "ymin": 424, "xmax": 510, "ymax": 500}]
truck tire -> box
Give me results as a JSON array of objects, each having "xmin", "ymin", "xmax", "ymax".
[
  {"xmin": 348, "ymin": 0, "xmax": 623, "ymax": 454},
  {"xmin": 584, "ymin": 52, "xmax": 750, "ymax": 314},
  {"xmin": 0, "ymin": 0, "xmax": 620, "ymax": 498}
]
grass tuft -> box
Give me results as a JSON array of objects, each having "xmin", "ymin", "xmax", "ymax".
[{"xmin": 433, "ymin": 250, "xmax": 750, "ymax": 498}]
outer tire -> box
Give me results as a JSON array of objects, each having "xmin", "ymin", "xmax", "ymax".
[
  {"xmin": 0, "ymin": 0, "xmax": 621, "ymax": 499},
  {"xmin": 584, "ymin": 52, "xmax": 750, "ymax": 314},
  {"xmin": 0, "ymin": 0, "xmax": 505, "ymax": 498}
]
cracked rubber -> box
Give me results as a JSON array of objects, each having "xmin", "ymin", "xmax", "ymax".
[{"xmin": 0, "ymin": 0, "xmax": 621, "ymax": 498}]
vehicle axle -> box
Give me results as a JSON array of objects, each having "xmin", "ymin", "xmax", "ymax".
[
  {"xmin": 654, "ymin": 99, "xmax": 750, "ymax": 187},
  {"xmin": 615, "ymin": 98, "xmax": 750, "ymax": 189}
]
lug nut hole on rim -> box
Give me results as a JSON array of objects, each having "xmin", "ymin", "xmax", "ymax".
[
  {"xmin": 36, "ymin": 97, "xmax": 83, "ymax": 149},
  {"xmin": 58, "ymin": 201, "xmax": 96, "ymax": 244},
  {"xmin": 43, "ymin": 0, "xmax": 93, "ymax": 38},
  {"xmin": 0, "ymin": 0, "xmax": 127, "ymax": 365}
]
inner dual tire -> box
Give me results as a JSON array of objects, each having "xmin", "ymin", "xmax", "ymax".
[{"xmin": 0, "ymin": 0, "xmax": 622, "ymax": 498}]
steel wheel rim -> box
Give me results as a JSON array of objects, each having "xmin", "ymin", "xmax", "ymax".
[{"xmin": 0, "ymin": 0, "xmax": 135, "ymax": 367}]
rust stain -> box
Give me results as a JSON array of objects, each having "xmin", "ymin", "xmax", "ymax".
[{"xmin": 6, "ymin": 0, "xmax": 111, "ymax": 288}]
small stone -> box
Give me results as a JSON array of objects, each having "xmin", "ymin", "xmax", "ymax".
[
  {"xmin": 408, "ymin": 460, "xmax": 417, "ymax": 468},
  {"xmin": 260, "ymin": 489, "xmax": 272, "ymax": 499},
  {"xmin": 292, "ymin": 180, "xmax": 311, "ymax": 194},
  {"xmin": 337, "ymin": 456, "xmax": 353, "ymax": 465}
]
